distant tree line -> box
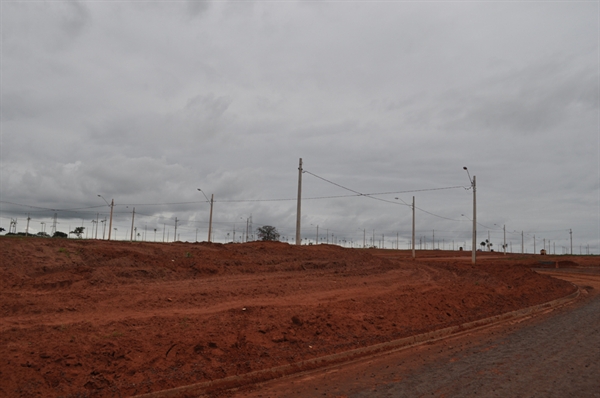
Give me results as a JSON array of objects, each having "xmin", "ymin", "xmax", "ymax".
[{"xmin": 3, "ymin": 231, "xmax": 68, "ymax": 238}]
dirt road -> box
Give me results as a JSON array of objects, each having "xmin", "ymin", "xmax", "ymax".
[{"xmin": 230, "ymin": 270, "xmax": 600, "ymax": 398}]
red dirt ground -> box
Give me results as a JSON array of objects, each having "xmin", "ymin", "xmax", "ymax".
[{"xmin": 0, "ymin": 237, "xmax": 589, "ymax": 397}]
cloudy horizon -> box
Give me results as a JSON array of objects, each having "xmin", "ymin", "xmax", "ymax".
[{"xmin": 1, "ymin": 1, "xmax": 598, "ymax": 254}]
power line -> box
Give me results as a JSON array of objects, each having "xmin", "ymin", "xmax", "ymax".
[
  {"xmin": 0, "ymin": 201, "xmax": 105, "ymax": 212},
  {"xmin": 303, "ymin": 170, "xmax": 466, "ymax": 219},
  {"xmin": 303, "ymin": 170, "xmax": 466, "ymax": 197}
]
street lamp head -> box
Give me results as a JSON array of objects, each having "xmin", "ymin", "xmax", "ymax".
[{"xmin": 463, "ymin": 167, "xmax": 467, "ymax": 170}]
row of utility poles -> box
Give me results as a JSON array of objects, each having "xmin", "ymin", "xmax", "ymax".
[
  {"xmin": 6, "ymin": 161, "xmax": 573, "ymax": 253},
  {"xmin": 294, "ymin": 159, "xmax": 576, "ymax": 262}
]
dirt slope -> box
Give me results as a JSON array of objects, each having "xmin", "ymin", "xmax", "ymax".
[{"xmin": 0, "ymin": 237, "xmax": 582, "ymax": 397}]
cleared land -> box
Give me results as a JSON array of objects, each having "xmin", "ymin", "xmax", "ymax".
[{"xmin": 1, "ymin": 237, "xmax": 592, "ymax": 397}]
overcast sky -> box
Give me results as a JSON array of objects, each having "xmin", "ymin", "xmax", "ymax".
[{"xmin": 1, "ymin": 1, "xmax": 598, "ymax": 253}]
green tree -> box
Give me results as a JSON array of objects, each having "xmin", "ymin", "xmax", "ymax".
[
  {"xmin": 70, "ymin": 226, "xmax": 85, "ymax": 238},
  {"xmin": 53, "ymin": 231, "xmax": 68, "ymax": 238},
  {"xmin": 256, "ymin": 225, "xmax": 280, "ymax": 241}
]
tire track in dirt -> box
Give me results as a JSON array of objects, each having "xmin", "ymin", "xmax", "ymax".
[{"xmin": 0, "ymin": 267, "xmax": 434, "ymax": 331}]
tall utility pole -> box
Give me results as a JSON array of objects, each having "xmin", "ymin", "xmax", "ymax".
[
  {"xmin": 51, "ymin": 213, "xmax": 58, "ymax": 236},
  {"xmin": 107, "ymin": 200, "xmax": 113, "ymax": 240},
  {"xmin": 296, "ymin": 158, "xmax": 303, "ymax": 245},
  {"xmin": 570, "ymin": 229, "xmax": 573, "ymax": 255},
  {"xmin": 130, "ymin": 207, "xmax": 135, "ymax": 242},
  {"xmin": 246, "ymin": 217, "xmax": 249, "ymax": 242},
  {"xmin": 521, "ymin": 231, "xmax": 524, "ymax": 254},
  {"xmin": 412, "ymin": 196, "xmax": 415, "ymax": 259},
  {"xmin": 198, "ymin": 189, "xmax": 214, "ymax": 243},
  {"xmin": 208, "ymin": 195, "xmax": 214, "ymax": 242},
  {"xmin": 503, "ymin": 224, "xmax": 506, "ymax": 255},
  {"xmin": 174, "ymin": 217, "xmax": 179, "ymax": 242},
  {"xmin": 543, "ymin": 238, "xmax": 546, "ymax": 252},
  {"xmin": 463, "ymin": 168, "xmax": 476, "ymax": 264},
  {"xmin": 25, "ymin": 214, "xmax": 30, "ymax": 237},
  {"xmin": 97, "ymin": 195, "xmax": 114, "ymax": 240}
]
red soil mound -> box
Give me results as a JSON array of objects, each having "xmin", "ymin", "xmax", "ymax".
[{"xmin": 0, "ymin": 237, "xmax": 578, "ymax": 397}]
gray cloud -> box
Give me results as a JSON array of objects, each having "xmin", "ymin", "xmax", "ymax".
[{"xmin": 1, "ymin": 1, "xmax": 597, "ymax": 252}]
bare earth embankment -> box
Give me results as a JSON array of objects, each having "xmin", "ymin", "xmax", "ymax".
[{"xmin": 0, "ymin": 237, "xmax": 588, "ymax": 397}]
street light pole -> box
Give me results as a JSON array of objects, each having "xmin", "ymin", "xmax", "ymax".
[
  {"xmin": 570, "ymin": 229, "xmax": 573, "ymax": 255},
  {"xmin": 208, "ymin": 195, "xmax": 213, "ymax": 243},
  {"xmin": 463, "ymin": 167, "xmax": 476, "ymax": 264},
  {"xmin": 98, "ymin": 195, "xmax": 114, "ymax": 241},
  {"xmin": 412, "ymin": 196, "xmax": 415, "ymax": 259},
  {"xmin": 296, "ymin": 158, "xmax": 303, "ymax": 246},
  {"xmin": 130, "ymin": 207, "xmax": 135, "ymax": 242},
  {"xmin": 198, "ymin": 189, "xmax": 214, "ymax": 243}
]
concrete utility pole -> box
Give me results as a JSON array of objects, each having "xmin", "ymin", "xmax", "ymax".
[
  {"xmin": 26, "ymin": 214, "xmax": 30, "ymax": 237},
  {"xmin": 108, "ymin": 200, "xmax": 114, "ymax": 240},
  {"xmin": 130, "ymin": 207, "xmax": 135, "ymax": 242},
  {"xmin": 174, "ymin": 217, "xmax": 179, "ymax": 242},
  {"xmin": 208, "ymin": 195, "xmax": 214, "ymax": 242},
  {"xmin": 296, "ymin": 158, "xmax": 302, "ymax": 245},
  {"xmin": 198, "ymin": 189, "xmax": 214, "ymax": 243},
  {"xmin": 246, "ymin": 218, "xmax": 249, "ymax": 242},
  {"xmin": 570, "ymin": 229, "xmax": 573, "ymax": 255},
  {"xmin": 463, "ymin": 168, "xmax": 476, "ymax": 264},
  {"xmin": 98, "ymin": 195, "xmax": 114, "ymax": 241},
  {"xmin": 412, "ymin": 196, "xmax": 415, "ymax": 259},
  {"xmin": 503, "ymin": 224, "xmax": 506, "ymax": 255},
  {"xmin": 521, "ymin": 231, "xmax": 524, "ymax": 254}
]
